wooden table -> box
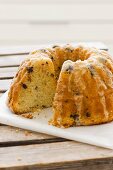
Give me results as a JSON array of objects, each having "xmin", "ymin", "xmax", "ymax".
[{"xmin": 1, "ymin": 44, "xmax": 113, "ymax": 170}]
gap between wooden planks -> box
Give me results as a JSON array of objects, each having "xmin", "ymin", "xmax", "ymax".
[
  {"xmin": 0, "ymin": 67, "xmax": 18, "ymax": 80},
  {"xmin": 0, "ymin": 125, "xmax": 67, "ymax": 147}
]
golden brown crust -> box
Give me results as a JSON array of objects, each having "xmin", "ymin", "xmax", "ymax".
[{"xmin": 8, "ymin": 59, "xmax": 33, "ymax": 113}]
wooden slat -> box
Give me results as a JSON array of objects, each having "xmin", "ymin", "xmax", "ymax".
[
  {"xmin": 0, "ymin": 4, "xmax": 112, "ymax": 21},
  {"xmin": 0, "ymin": 126, "xmax": 66, "ymax": 146},
  {"xmin": 0, "ymin": 55, "xmax": 27, "ymax": 67},
  {"xmin": 0, "ymin": 67, "xmax": 18, "ymax": 73},
  {"xmin": 0, "ymin": 67, "xmax": 18, "ymax": 79},
  {"xmin": 0, "ymin": 79, "xmax": 12, "ymax": 91},
  {"xmin": 0, "ymin": 141, "xmax": 113, "ymax": 169},
  {"xmin": 0, "ymin": 24, "xmax": 112, "ymax": 43}
]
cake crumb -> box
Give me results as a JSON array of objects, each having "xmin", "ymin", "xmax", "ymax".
[
  {"xmin": 24, "ymin": 130, "xmax": 32, "ymax": 136},
  {"xmin": 15, "ymin": 129, "xmax": 19, "ymax": 133},
  {"xmin": 21, "ymin": 113, "xmax": 33, "ymax": 119}
]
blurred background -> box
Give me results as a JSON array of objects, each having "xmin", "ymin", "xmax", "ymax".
[{"xmin": 0, "ymin": 0, "xmax": 113, "ymax": 53}]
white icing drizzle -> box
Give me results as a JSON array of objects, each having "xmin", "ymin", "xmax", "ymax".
[{"xmin": 61, "ymin": 60, "xmax": 74, "ymax": 72}]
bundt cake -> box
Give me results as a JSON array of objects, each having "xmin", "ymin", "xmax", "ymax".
[{"xmin": 8, "ymin": 44, "xmax": 113, "ymax": 127}]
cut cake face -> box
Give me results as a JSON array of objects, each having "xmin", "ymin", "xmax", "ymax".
[{"xmin": 8, "ymin": 55, "xmax": 56, "ymax": 114}]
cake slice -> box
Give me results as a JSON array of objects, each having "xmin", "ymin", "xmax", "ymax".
[{"xmin": 8, "ymin": 54, "xmax": 56, "ymax": 114}]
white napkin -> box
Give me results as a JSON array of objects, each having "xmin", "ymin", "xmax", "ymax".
[{"xmin": 0, "ymin": 91, "xmax": 113, "ymax": 149}]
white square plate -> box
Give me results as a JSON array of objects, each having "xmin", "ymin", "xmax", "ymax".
[{"xmin": 0, "ymin": 91, "xmax": 113, "ymax": 149}]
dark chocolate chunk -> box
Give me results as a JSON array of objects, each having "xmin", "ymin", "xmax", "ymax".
[
  {"xmin": 58, "ymin": 66, "xmax": 61, "ymax": 70},
  {"xmin": 86, "ymin": 112, "xmax": 91, "ymax": 117},
  {"xmin": 46, "ymin": 61, "xmax": 48, "ymax": 64},
  {"xmin": 50, "ymin": 56, "xmax": 54, "ymax": 60},
  {"xmin": 26, "ymin": 66, "xmax": 33, "ymax": 73},
  {"xmin": 66, "ymin": 65, "xmax": 73, "ymax": 73},
  {"xmin": 52, "ymin": 45, "xmax": 59, "ymax": 48},
  {"xmin": 40, "ymin": 49, "xmax": 47, "ymax": 53},
  {"xmin": 64, "ymin": 100, "xmax": 68, "ymax": 103},
  {"xmin": 51, "ymin": 74, "xmax": 54, "ymax": 77},
  {"xmin": 56, "ymin": 77, "xmax": 58, "ymax": 80},
  {"xmin": 87, "ymin": 65, "xmax": 95, "ymax": 76},
  {"xmin": 42, "ymin": 105, "xmax": 46, "ymax": 108},
  {"xmin": 35, "ymin": 86, "xmax": 38, "ymax": 90},
  {"xmin": 70, "ymin": 114, "xmax": 79, "ymax": 120},
  {"xmin": 90, "ymin": 71, "xmax": 94, "ymax": 76},
  {"xmin": 65, "ymin": 47, "xmax": 73, "ymax": 53},
  {"xmin": 22, "ymin": 83, "xmax": 27, "ymax": 89},
  {"xmin": 75, "ymin": 92, "xmax": 80, "ymax": 95}
]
